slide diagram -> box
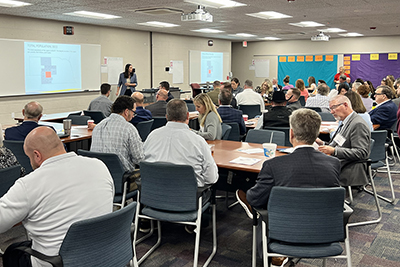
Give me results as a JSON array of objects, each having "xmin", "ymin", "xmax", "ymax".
[
  {"xmin": 24, "ymin": 42, "xmax": 81, "ymax": 94},
  {"xmin": 201, "ymin": 52, "xmax": 223, "ymax": 83}
]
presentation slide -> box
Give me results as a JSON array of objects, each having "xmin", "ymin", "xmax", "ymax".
[
  {"xmin": 24, "ymin": 42, "xmax": 82, "ymax": 94},
  {"xmin": 201, "ymin": 52, "xmax": 223, "ymax": 83}
]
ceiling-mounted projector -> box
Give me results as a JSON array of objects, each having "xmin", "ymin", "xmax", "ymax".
[
  {"xmin": 311, "ymin": 32, "xmax": 330, "ymax": 41},
  {"xmin": 181, "ymin": 5, "xmax": 213, "ymax": 22}
]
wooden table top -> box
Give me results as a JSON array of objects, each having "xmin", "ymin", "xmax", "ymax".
[
  {"xmin": 14, "ymin": 111, "xmax": 82, "ymax": 123},
  {"xmin": 39, "ymin": 122, "xmax": 92, "ymax": 143},
  {"xmin": 207, "ymin": 140, "xmax": 287, "ymax": 173}
]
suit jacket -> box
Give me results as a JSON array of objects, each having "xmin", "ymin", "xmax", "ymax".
[
  {"xmin": 369, "ymin": 100, "xmax": 397, "ymax": 130},
  {"xmin": 247, "ymin": 147, "xmax": 341, "ymax": 209},
  {"xmin": 217, "ymin": 106, "xmax": 246, "ymax": 135},
  {"xmin": 207, "ymin": 87, "xmax": 220, "ymax": 106},
  {"xmin": 286, "ymin": 100, "xmax": 302, "ymax": 112},
  {"xmin": 330, "ymin": 112, "xmax": 371, "ymax": 186},
  {"xmin": 145, "ymin": 101, "xmax": 167, "ymax": 117},
  {"xmin": 130, "ymin": 106, "xmax": 152, "ymax": 126},
  {"xmin": 4, "ymin": 121, "xmax": 39, "ymax": 141}
]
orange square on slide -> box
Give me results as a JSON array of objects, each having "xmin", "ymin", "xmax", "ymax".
[
  {"xmin": 208, "ymin": 69, "xmax": 211, "ymax": 74},
  {"xmin": 45, "ymin": 71, "xmax": 51, "ymax": 78}
]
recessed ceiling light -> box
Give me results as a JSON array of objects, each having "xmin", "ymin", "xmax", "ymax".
[
  {"xmin": 257, "ymin": 37, "xmax": 282, "ymax": 41},
  {"xmin": 184, "ymin": 0, "xmax": 246, "ymax": 8},
  {"xmin": 137, "ymin": 21, "xmax": 180, "ymax": 28},
  {"xmin": 317, "ymin": 28, "xmax": 347, "ymax": 33},
  {"xmin": 192, "ymin": 28, "xmax": 224, "ymax": 33},
  {"xmin": 247, "ymin": 11, "xmax": 292, "ymax": 20},
  {"xmin": 0, "ymin": 0, "xmax": 31, "ymax": 7},
  {"xmin": 229, "ymin": 33, "xmax": 256, "ymax": 37},
  {"xmin": 338, "ymin": 32, "xmax": 364, "ymax": 37},
  {"xmin": 64, "ymin": 11, "xmax": 120, "ymax": 19},
  {"xmin": 289, "ymin": 21, "xmax": 325, "ymax": 27}
]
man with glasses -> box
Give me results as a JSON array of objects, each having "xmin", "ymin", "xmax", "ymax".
[
  {"xmin": 91, "ymin": 95, "xmax": 144, "ymax": 187},
  {"xmin": 317, "ymin": 95, "xmax": 371, "ymax": 186},
  {"xmin": 369, "ymin": 85, "xmax": 397, "ymax": 130}
]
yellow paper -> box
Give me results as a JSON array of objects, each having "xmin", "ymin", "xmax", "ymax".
[
  {"xmin": 388, "ymin": 53, "xmax": 398, "ymax": 60},
  {"xmin": 370, "ymin": 54, "xmax": 379, "ymax": 60},
  {"xmin": 352, "ymin": 54, "xmax": 360, "ymax": 61}
]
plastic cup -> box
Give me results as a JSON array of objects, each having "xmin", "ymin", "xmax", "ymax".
[
  {"xmin": 263, "ymin": 143, "xmax": 277, "ymax": 158},
  {"xmin": 243, "ymin": 114, "xmax": 248, "ymax": 121},
  {"xmin": 87, "ymin": 119, "xmax": 94, "ymax": 126}
]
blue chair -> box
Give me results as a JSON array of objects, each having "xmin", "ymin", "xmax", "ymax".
[
  {"xmin": 254, "ymin": 187, "xmax": 352, "ymax": 267},
  {"xmin": 0, "ymin": 165, "xmax": 21, "ymax": 197},
  {"xmin": 187, "ymin": 103, "xmax": 196, "ymax": 112},
  {"xmin": 262, "ymin": 126, "xmax": 291, "ymax": 147},
  {"xmin": 245, "ymin": 129, "xmax": 285, "ymax": 146},
  {"xmin": 3, "ymin": 140, "xmax": 33, "ymax": 174},
  {"xmin": 83, "ymin": 110, "xmax": 106, "ymax": 124},
  {"xmin": 318, "ymin": 112, "xmax": 336, "ymax": 121},
  {"xmin": 225, "ymin": 122, "xmax": 241, "ymax": 141},
  {"xmin": 150, "ymin": 117, "xmax": 167, "ymax": 132},
  {"xmin": 133, "ymin": 162, "xmax": 217, "ymax": 267},
  {"xmin": 306, "ymin": 107, "xmax": 322, "ymax": 112},
  {"xmin": 135, "ymin": 119, "xmax": 153, "ymax": 141},
  {"xmin": 77, "ymin": 150, "xmax": 137, "ymax": 208},
  {"xmin": 67, "ymin": 115, "xmax": 91, "ymax": 125},
  {"xmin": 239, "ymin": 105, "xmax": 261, "ymax": 119},
  {"xmin": 298, "ymin": 96, "xmax": 306, "ymax": 106},
  {"xmin": 16, "ymin": 202, "xmax": 137, "ymax": 267},
  {"xmin": 221, "ymin": 123, "xmax": 232, "ymax": 140}
]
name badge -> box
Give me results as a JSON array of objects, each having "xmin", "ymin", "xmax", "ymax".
[{"xmin": 334, "ymin": 133, "xmax": 346, "ymax": 146}]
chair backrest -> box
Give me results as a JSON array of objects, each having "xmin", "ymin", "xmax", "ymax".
[
  {"xmin": 0, "ymin": 165, "xmax": 21, "ymax": 197},
  {"xmin": 262, "ymin": 126, "xmax": 291, "ymax": 147},
  {"xmin": 268, "ymin": 187, "xmax": 345, "ymax": 244},
  {"xmin": 68, "ymin": 111, "xmax": 82, "ymax": 116},
  {"xmin": 221, "ymin": 123, "xmax": 232, "ymax": 140},
  {"xmin": 306, "ymin": 107, "xmax": 322, "ymax": 112},
  {"xmin": 318, "ymin": 112, "xmax": 336, "ymax": 121},
  {"xmin": 59, "ymin": 202, "xmax": 136, "ymax": 267},
  {"xmin": 238, "ymin": 105, "xmax": 261, "ymax": 119},
  {"xmin": 169, "ymin": 88, "xmax": 181, "ymax": 99},
  {"xmin": 186, "ymin": 103, "xmax": 196, "ymax": 112},
  {"xmin": 83, "ymin": 110, "xmax": 106, "ymax": 124},
  {"xmin": 298, "ymin": 96, "xmax": 306, "ymax": 106},
  {"xmin": 245, "ymin": 129, "xmax": 285, "ymax": 146},
  {"xmin": 225, "ymin": 122, "xmax": 241, "ymax": 141},
  {"xmin": 135, "ymin": 119, "xmax": 154, "ymax": 141},
  {"xmin": 67, "ymin": 115, "xmax": 91, "ymax": 125},
  {"xmin": 3, "ymin": 140, "xmax": 33, "ymax": 174},
  {"xmin": 140, "ymin": 161, "xmax": 198, "ymax": 212},
  {"xmin": 370, "ymin": 130, "xmax": 387, "ymax": 163},
  {"xmin": 150, "ymin": 117, "xmax": 167, "ymax": 131},
  {"xmin": 77, "ymin": 150, "xmax": 125, "ymax": 195}
]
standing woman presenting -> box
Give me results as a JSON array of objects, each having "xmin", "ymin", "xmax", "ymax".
[{"xmin": 116, "ymin": 64, "xmax": 137, "ymax": 96}]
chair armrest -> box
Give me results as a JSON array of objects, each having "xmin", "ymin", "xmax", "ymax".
[
  {"xmin": 343, "ymin": 203, "xmax": 354, "ymax": 226},
  {"xmin": 197, "ymin": 184, "xmax": 213, "ymax": 205},
  {"xmin": 253, "ymin": 207, "xmax": 268, "ymax": 225},
  {"xmin": 14, "ymin": 247, "xmax": 62, "ymax": 267}
]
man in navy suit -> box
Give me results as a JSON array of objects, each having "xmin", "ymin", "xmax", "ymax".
[
  {"xmin": 130, "ymin": 92, "xmax": 152, "ymax": 126},
  {"xmin": 369, "ymin": 85, "xmax": 397, "ymax": 130},
  {"xmin": 5, "ymin": 101, "xmax": 43, "ymax": 141},
  {"xmin": 217, "ymin": 88, "xmax": 246, "ymax": 135}
]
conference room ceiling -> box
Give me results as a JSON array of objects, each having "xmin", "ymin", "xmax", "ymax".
[{"xmin": 1, "ymin": 0, "xmax": 400, "ymax": 42}]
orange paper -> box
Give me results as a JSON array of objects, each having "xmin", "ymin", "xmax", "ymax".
[
  {"xmin": 306, "ymin": 55, "xmax": 313, "ymax": 62},
  {"xmin": 279, "ymin": 56, "xmax": 287, "ymax": 62},
  {"xmin": 297, "ymin": 56, "xmax": 304, "ymax": 62}
]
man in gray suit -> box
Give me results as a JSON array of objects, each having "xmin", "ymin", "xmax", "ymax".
[
  {"xmin": 318, "ymin": 95, "xmax": 371, "ymax": 186},
  {"xmin": 145, "ymin": 89, "xmax": 168, "ymax": 117}
]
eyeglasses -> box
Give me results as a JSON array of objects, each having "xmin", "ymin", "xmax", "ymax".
[
  {"xmin": 330, "ymin": 102, "xmax": 344, "ymax": 110},
  {"xmin": 375, "ymin": 93, "xmax": 385, "ymax": 96}
]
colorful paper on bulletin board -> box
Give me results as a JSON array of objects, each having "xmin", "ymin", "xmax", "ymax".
[
  {"xmin": 278, "ymin": 54, "xmax": 338, "ymax": 90},
  {"xmin": 344, "ymin": 56, "xmax": 350, "ymax": 61},
  {"xmin": 344, "ymin": 61, "xmax": 351, "ymax": 65},
  {"xmin": 370, "ymin": 54, "xmax": 379, "ymax": 60},
  {"xmin": 388, "ymin": 53, "xmax": 398, "ymax": 60},
  {"xmin": 279, "ymin": 56, "xmax": 287, "ymax": 62},
  {"xmin": 352, "ymin": 54, "xmax": 360, "ymax": 61},
  {"xmin": 315, "ymin": 55, "xmax": 323, "ymax": 61},
  {"xmin": 325, "ymin": 55, "xmax": 334, "ymax": 61},
  {"xmin": 344, "ymin": 66, "xmax": 350, "ymax": 70},
  {"xmin": 344, "ymin": 53, "xmax": 400, "ymax": 88},
  {"xmin": 288, "ymin": 56, "xmax": 295, "ymax": 62}
]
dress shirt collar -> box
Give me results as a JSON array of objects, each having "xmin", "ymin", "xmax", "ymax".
[
  {"xmin": 292, "ymin": 145, "xmax": 314, "ymax": 151},
  {"xmin": 342, "ymin": 111, "xmax": 355, "ymax": 126},
  {"xmin": 135, "ymin": 106, "xmax": 144, "ymax": 110},
  {"xmin": 109, "ymin": 113, "xmax": 126, "ymax": 122},
  {"xmin": 375, "ymin": 99, "xmax": 390, "ymax": 108},
  {"xmin": 218, "ymin": 105, "xmax": 232, "ymax": 108},
  {"xmin": 166, "ymin": 121, "xmax": 190, "ymax": 130},
  {"xmin": 40, "ymin": 152, "xmax": 77, "ymax": 169}
]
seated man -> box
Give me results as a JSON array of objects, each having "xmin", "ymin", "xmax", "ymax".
[
  {"xmin": 91, "ymin": 95, "xmax": 144, "ymax": 183},
  {"xmin": 88, "ymin": 83, "xmax": 113, "ymax": 117},
  {"xmin": 159, "ymin": 81, "xmax": 174, "ymax": 102},
  {"xmin": 5, "ymin": 101, "xmax": 44, "ymax": 141},
  {"xmin": 237, "ymin": 109, "xmax": 340, "ymax": 266},
  {"xmin": 130, "ymin": 91, "xmax": 152, "ymax": 126},
  {"xmin": 305, "ymin": 83, "xmax": 330, "ymax": 112},
  {"xmin": 285, "ymin": 87, "xmax": 301, "ymax": 111},
  {"xmin": 145, "ymin": 89, "xmax": 168, "ymax": 117},
  {"xmin": 318, "ymin": 95, "xmax": 371, "ymax": 186},
  {"xmin": 236, "ymin": 79, "xmax": 265, "ymax": 112},
  {"xmin": 221, "ymin": 82, "xmax": 238, "ymax": 109},
  {"xmin": 207, "ymin": 80, "xmax": 221, "ymax": 106},
  {"xmin": 0, "ymin": 127, "xmax": 114, "ymax": 266},
  {"xmin": 256, "ymin": 91, "xmax": 291, "ymax": 129},
  {"xmin": 217, "ymin": 88, "xmax": 246, "ymax": 135},
  {"xmin": 369, "ymin": 85, "xmax": 397, "ymax": 130}
]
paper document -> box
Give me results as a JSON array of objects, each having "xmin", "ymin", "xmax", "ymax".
[
  {"xmin": 229, "ymin": 157, "xmax": 261, "ymax": 166},
  {"xmin": 237, "ymin": 148, "xmax": 264, "ymax": 154},
  {"xmin": 277, "ymin": 147, "xmax": 295, "ymax": 154}
]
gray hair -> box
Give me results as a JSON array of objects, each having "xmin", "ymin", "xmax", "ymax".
[
  {"xmin": 376, "ymin": 85, "xmax": 393, "ymax": 99},
  {"xmin": 24, "ymin": 101, "xmax": 43, "ymax": 119},
  {"xmin": 330, "ymin": 95, "xmax": 353, "ymax": 109},
  {"xmin": 166, "ymin": 99, "xmax": 188, "ymax": 122},
  {"xmin": 352, "ymin": 82, "xmax": 362, "ymax": 91},
  {"xmin": 244, "ymin": 79, "xmax": 253, "ymax": 88},
  {"xmin": 289, "ymin": 109, "xmax": 321, "ymax": 145},
  {"xmin": 317, "ymin": 84, "xmax": 330, "ymax": 96}
]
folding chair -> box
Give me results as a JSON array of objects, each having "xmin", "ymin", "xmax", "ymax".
[{"xmin": 245, "ymin": 129, "xmax": 285, "ymax": 146}]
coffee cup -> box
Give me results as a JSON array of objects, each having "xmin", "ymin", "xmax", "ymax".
[
  {"xmin": 63, "ymin": 119, "xmax": 72, "ymax": 136},
  {"xmin": 263, "ymin": 143, "xmax": 277, "ymax": 158},
  {"xmin": 243, "ymin": 114, "xmax": 248, "ymax": 121}
]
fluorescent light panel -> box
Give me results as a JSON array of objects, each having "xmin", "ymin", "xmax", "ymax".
[
  {"xmin": 65, "ymin": 11, "xmax": 120, "ymax": 19},
  {"xmin": 258, "ymin": 37, "xmax": 281, "ymax": 40},
  {"xmin": 247, "ymin": 11, "xmax": 292, "ymax": 20},
  {"xmin": 230, "ymin": 33, "xmax": 256, "ymax": 37},
  {"xmin": 184, "ymin": 0, "xmax": 246, "ymax": 8},
  {"xmin": 290, "ymin": 21, "xmax": 325, "ymax": 27},
  {"xmin": 338, "ymin": 32, "xmax": 364, "ymax": 37},
  {"xmin": 317, "ymin": 28, "xmax": 347, "ymax": 33},
  {"xmin": 192, "ymin": 28, "xmax": 224, "ymax": 33},
  {"xmin": 137, "ymin": 21, "xmax": 179, "ymax": 28},
  {"xmin": 0, "ymin": 0, "xmax": 31, "ymax": 7}
]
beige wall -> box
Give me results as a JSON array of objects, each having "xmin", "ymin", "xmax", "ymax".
[{"xmin": 232, "ymin": 36, "xmax": 400, "ymax": 88}]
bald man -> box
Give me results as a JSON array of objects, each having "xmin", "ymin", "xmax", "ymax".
[
  {"xmin": 5, "ymin": 101, "xmax": 44, "ymax": 141},
  {"xmin": 145, "ymin": 88, "xmax": 168, "ymax": 117},
  {"xmin": 130, "ymin": 91, "xmax": 152, "ymax": 126},
  {"xmin": 1, "ymin": 127, "xmax": 114, "ymax": 266}
]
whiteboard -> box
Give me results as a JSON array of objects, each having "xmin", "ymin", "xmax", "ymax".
[{"xmin": 106, "ymin": 57, "xmax": 123, "ymax": 85}]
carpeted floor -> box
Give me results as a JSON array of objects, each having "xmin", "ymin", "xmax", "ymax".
[{"xmin": 1, "ymin": 167, "xmax": 400, "ymax": 266}]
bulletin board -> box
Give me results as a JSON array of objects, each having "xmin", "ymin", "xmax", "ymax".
[
  {"xmin": 278, "ymin": 54, "xmax": 338, "ymax": 89},
  {"xmin": 343, "ymin": 53, "xmax": 400, "ymax": 88}
]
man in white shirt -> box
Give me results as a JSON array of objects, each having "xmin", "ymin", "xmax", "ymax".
[
  {"xmin": 1, "ymin": 127, "xmax": 114, "ymax": 267},
  {"xmin": 305, "ymin": 84, "xmax": 330, "ymax": 112},
  {"xmin": 235, "ymin": 79, "xmax": 265, "ymax": 112}
]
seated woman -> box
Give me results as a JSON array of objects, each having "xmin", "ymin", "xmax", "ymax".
[
  {"xmin": 345, "ymin": 90, "xmax": 373, "ymax": 131},
  {"xmin": 193, "ymin": 93, "xmax": 222, "ymax": 140},
  {"xmin": 356, "ymin": 84, "xmax": 373, "ymax": 112},
  {"xmin": 0, "ymin": 124, "xmax": 25, "ymax": 176},
  {"xmin": 296, "ymin": 79, "xmax": 309, "ymax": 101}
]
